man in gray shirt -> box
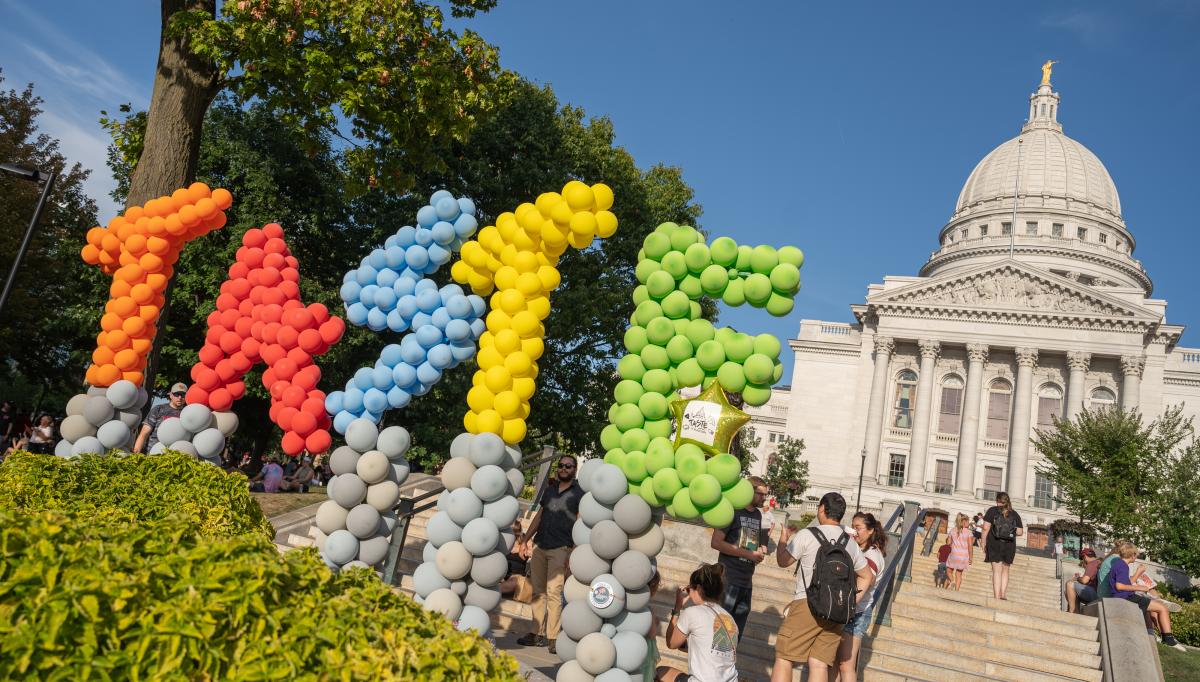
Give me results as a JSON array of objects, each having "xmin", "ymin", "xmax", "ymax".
[{"xmin": 134, "ymin": 382, "xmax": 187, "ymax": 453}]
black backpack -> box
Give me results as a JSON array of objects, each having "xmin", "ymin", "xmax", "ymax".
[
  {"xmin": 991, "ymin": 510, "xmax": 1017, "ymax": 541},
  {"xmin": 799, "ymin": 527, "xmax": 856, "ymax": 624}
]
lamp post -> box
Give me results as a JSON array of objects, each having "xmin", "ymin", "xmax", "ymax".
[
  {"xmin": 0, "ymin": 163, "xmax": 58, "ymax": 319},
  {"xmin": 855, "ymin": 447, "xmax": 867, "ymax": 513}
]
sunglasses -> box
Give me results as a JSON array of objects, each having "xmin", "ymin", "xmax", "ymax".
[
  {"xmin": 170, "ymin": 392, "xmax": 185, "ymax": 397},
  {"xmin": 557, "ymin": 462, "xmax": 575, "ymax": 469}
]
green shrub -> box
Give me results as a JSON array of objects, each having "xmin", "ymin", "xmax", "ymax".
[
  {"xmin": 0, "ymin": 451, "xmax": 273, "ymax": 541},
  {"xmin": 1172, "ymin": 599, "xmax": 1200, "ymax": 648},
  {"xmin": 0, "ymin": 509, "xmax": 521, "ymax": 681}
]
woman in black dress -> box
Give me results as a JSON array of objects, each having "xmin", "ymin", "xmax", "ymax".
[{"xmin": 981, "ymin": 492, "xmax": 1023, "ymax": 600}]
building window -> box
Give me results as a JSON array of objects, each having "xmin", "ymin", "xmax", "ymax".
[
  {"xmin": 934, "ymin": 460, "xmax": 954, "ymax": 495},
  {"xmin": 893, "ymin": 370, "xmax": 918, "ymax": 429},
  {"xmin": 1090, "ymin": 387, "xmax": 1117, "ymax": 410},
  {"xmin": 980, "ymin": 225, "xmax": 989, "ymax": 237},
  {"xmin": 1001, "ymin": 222, "xmax": 1012, "ymax": 235},
  {"xmin": 1099, "ymin": 233, "xmax": 1108, "ymax": 244},
  {"xmin": 768, "ymin": 432, "xmax": 776, "ymax": 443},
  {"xmin": 1040, "ymin": 103, "xmax": 1046, "ymax": 117},
  {"xmin": 1052, "ymin": 223, "xmax": 1064, "ymax": 237},
  {"xmin": 1033, "ymin": 473, "xmax": 1055, "ymax": 509},
  {"xmin": 982, "ymin": 466, "xmax": 1003, "ymax": 500},
  {"xmin": 938, "ymin": 375, "xmax": 964, "ymax": 435},
  {"xmin": 986, "ymin": 378, "xmax": 1012, "ymax": 440},
  {"xmin": 888, "ymin": 453, "xmax": 906, "ymax": 488},
  {"xmin": 1025, "ymin": 221, "xmax": 1038, "ymax": 235},
  {"xmin": 1077, "ymin": 227, "xmax": 1088, "ymax": 240},
  {"xmin": 1036, "ymin": 384, "xmax": 1063, "ymax": 430}
]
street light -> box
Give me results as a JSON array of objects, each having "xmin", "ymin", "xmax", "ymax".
[
  {"xmin": 0, "ymin": 162, "xmax": 58, "ymax": 319},
  {"xmin": 855, "ymin": 447, "xmax": 867, "ymax": 513}
]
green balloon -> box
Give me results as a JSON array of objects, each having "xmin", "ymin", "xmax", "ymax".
[
  {"xmin": 675, "ymin": 450, "xmax": 707, "ymax": 485},
  {"xmin": 661, "ymin": 251, "xmax": 688, "ymax": 280},
  {"xmin": 634, "ymin": 300, "xmax": 664, "ymax": 327},
  {"xmin": 706, "ymin": 453, "xmax": 741, "ymax": 488},
  {"xmin": 735, "ymin": 245, "xmax": 754, "ymax": 271},
  {"xmin": 644, "ymin": 418, "xmax": 674, "ymax": 439},
  {"xmin": 714, "ymin": 327, "xmax": 734, "ymax": 344},
  {"xmin": 614, "ymin": 379, "xmax": 644, "ymax": 405},
  {"xmin": 671, "ymin": 487, "xmax": 701, "ymax": 520},
  {"xmin": 685, "ymin": 319, "xmax": 716, "ymax": 347},
  {"xmin": 639, "ymin": 477, "xmax": 666, "ymax": 508},
  {"xmin": 684, "ymin": 243, "xmax": 711, "ymax": 273},
  {"xmin": 743, "ymin": 353, "xmax": 775, "ymax": 384},
  {"xmin": 646, "ymin": 270, "xmax": 676, "ymax": 299},
  {"xmin": 629, "ymin": 482, "xmax": 640, "ymax": 496},
  {"xmin": 600, "ymin": 424, "xmax": 622, "ymax": 451},
  {"xmin": 621, "ymin": 450, "xmax": 649, "ymax": 483},
  {"xmin": 778, "ymin": 245, "xmax": 805, "ymax": 268},
  {"xmin": 665, "ymin": 335, "xmax": 694, "ymax": 365},
  {"xmin": 742, "ymin": 383, "xmax": 772, "ymax": 407},
  {"xmin": 623, "ymin": 326, "xmax": 648, "ymax": 354},
  {"xmin": 690, "ymin": 301, "xmax": 703, "ymax": 320},
  {"xmin": 770, "ymin": 263, "xmax": 801, "ymax": 291},
  {"xmin": 635, "ymin": 259, "xmax": 661, "ymax": 285},
  {"xmin": 750, "ymin": 245, "xmax": 779, "ymax": 274},
  {"xmin": 766, "ymin": 293, "xmax": 795, "ymax": 317},
  {"xmin": 724, "ymin": 333, "xmax": 755, "ymax": 363},
  {"xmin": 675, "ymin": 358, "xmax": 705, "ymax": 388},
  {"xmin": 722, "ymin": 278, "xmax": 746, "ymax": 306},
  {"xmin": 710, "ymin": 237, "xmax": 738, "ymax": 267},
  {"xmin": 641, "ymin": 344, "xmax": 670, "ymax": 370},
  {"xmin": 661, "ymin": 291, "xmax": 691, "ymax": 320},
  {"xmin": 640, "ymin": 368, "xmax": 673, "ymax": 395},
  {"xmin": 716, "ymin": 361, "xmax": 747, "ymax": 393},
  {"xmin": 646, "ymin": 317, "xmax": 675, "ymax": 346},
  {"xmin": 620, "ymin": 428, "xmax": 651, "ymax": 453},
  {"xmin": 669, "ymin": 224, "xmax": 699, "ymax": 251},
  {"xmin": 655, "ymin": 221, "xmax": 678, "ymax": 235},
  {"xmin": 637, "ymin": 248, "xmax": 645, "ymax": 262},
  {"xmin": 702, "ymin": 375, "xmax": 717, "ymax": 389},
  {"xmin": 614, "ymin": 403, "xmax": 645, "ymax": 430},
  {"xmin": 723, "ymin": 478, "xmax": 754, "ymax": 510},
  {"xmin": 604, "ymin": 448, "xmax": 625, "ymax": 467},
  {"xmin": 753, "ymin": 333, "xmax": 782, "ymax": 359},
  {"xmin": 678, "ymin": 275, "xmax": 703, "ymax": 300},
  {"xmin": 608, "ymin": 403, "xmax": 619, "ymax": 424},
  {"xmin": 677, "ymin": 443, "xmax": 704, "ymax": 460},
  {"xmin": 645, "ymin": 439, "xmax": 675, "ymax": 474},
  {"xmin": 688, "ymin": 474, "xmax": 722, "ymax": 508},
  {"xmin": 643, "ymin": 233, "xmax": 671, "ymax": 261},
  {"xmin": 773, "ymin": 360, "xmax": 784, "ymax": 383},
  {"xmin": 699, "ymin": 264, "xmax": 729, "ymax": 296},
  {"xmin": 638, "ymin": 392, "xmax": 669, "ymax": 420},
  {"xmin": 617, "ymin": 354, "xmax": 646, "ymax": 382},
  {"xmin": 652, "ymin": 467, "xmax": 683, "ymax": 501},
  {"xmin": 632, "ymin": 285, "xmax": 649, "ymax": 306},
  {"xmin": 702, "ymin": 498, "xmax": 735, "ymax": 529},
  {"xmin": 672, "ymin": 318, "xmax": 691, "ymax": 335},
  {"xmin": 744, "ymin": 273, "xmax": 772, "ymax": 306},
  {"xmin": 696, "ymin": 340, "xmax": 726, "ymax": 371}
]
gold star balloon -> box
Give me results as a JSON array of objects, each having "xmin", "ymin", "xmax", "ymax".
[{"xmin": 668, "ymin": 380, "xmax": 751, "ymax": 456}]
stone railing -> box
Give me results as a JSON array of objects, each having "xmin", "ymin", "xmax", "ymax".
[
  {"xmin": 933, "ymin": 432, "xmax": 959, "ymax": 446},
  {"xmin": 981, "ymin": 437, "xmax": 1008, "ymax": 452},
  {"xmin": 884, "ymin": 427, "xmax": 912, "ymax": 442}
]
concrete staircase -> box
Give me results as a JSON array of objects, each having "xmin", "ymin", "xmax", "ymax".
[{"xmin": 272, "ymin": 490, "xmax": 1102, "ymax": 682}]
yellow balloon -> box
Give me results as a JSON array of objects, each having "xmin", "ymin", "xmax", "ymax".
[
  {"xmin": 592, "ymin": 183, "xmax": 614, "ymax": 211},
  {"xmin": 513, "ymin": 251, "xmax": 539, "ymax": 273},
  {"xmin": 463, "ymin": 410, "xmax": 478, "ymax": 433},
  {"xmin": 526, "ymin": 295, "xmax": 551, "ymax": 320},
  {"xmin": 541, "ymin": 222, "xmax": 567, "ymax": 247},
  {"xmin": 494, "ymin": 328, "xmax": 521, "ymax": 354},
  {"xmin": 468, "ymin": 272, "xmax": 494, "ymax": 296},
  {"xmin": 516, "ymin": 272, "xmax": 542, "ymax": 297},
  {"xmin": 545, "ymin": 240, "xmax": 568, "ymax": 258},
  {"xmin": 517, "ymin": 204, "xmax": 543, "ymax": 232},
  {"xmin": 499, "ymin": 244, "xmax": 518, "ymax": 267},
  {"xmin": 494, "ymin": 390, "xmax": 521, "ymax": 418},
  {"xmin": 521, "ymin": 337, "xmax": 544, "ymax": 360},
  {"xmin": 512, "ymin": 228, "xmax": 536, "ymax": 251},
  {"xmin": 567, "ymin": 230, "xmax": 592, "ymax": 249},
  {"xmin": 478, "ymin": 331, "xmax": 494, "ymax": 349},
  {"xmin": 537, "ymin": 265, "xmax": 561, "ymax": 291},
  {"xmin": 499, "ymin": 288, "xmax": 526, "ymax": 315},
  {"xmin": 511, "ymin": 311, "xmax": 539, "ymax": 337},
  {"xmin": 494, "ymin": 266, "xmax": 519, "ymax": 292},
  {"xmin": 467, "ymin": 385, "xmax": 495, "ymax": 412},
  {"xmin": 485, "ymin": 365, "xmax": 512, "ymax": 393},
  {"xmin": 502, "ymin": 418, "xmax": 526, "ymax": 445},
  {"xmin": 563, "ymin": 180, "xmax": 593, "ymax": 210},
  {"xmin": 471, "ymin": 370, "xmax": 485, "ymax": 387},
  {"xmin": 478, "ymin": 226, "xmax": 503, "ymax": 252},
  {"xmin": 596, "ymin": 210, "xmax": 618, "ymax": 238},
  {"xmin": 570, "ymin": 211, "xmax": 597, "ymax": 236},
  {"xmin": 486, "ymin": 309, "xmax": 512, "ymax": 331},
  {"xmin": 476, "ymin": 346, "xmax": 503, "ymax": 370},
  {"xmin": 520, "ymin": 402, "xmax": 531, "ymax": 418},
  {"xmin": 505, "ymin": 351, "xmax": 532, "ymax": 377},
  {"xmin": 513, "ymin": 376, "xmax": 536, "ymax": 400},
  {"xmin": 450, "ymin": 260, "xmax": 472, "ymax": 285},
  {"xmin": 550, "ymin": 201, "xmax": 574, "ymax": 226},
  {"xmin": 535, "ymin": 192, "xmax": 562, "ymax": 216},
  {"xmin": 477, "ymin": 409, "xmax": 503, "ymax": 435}
]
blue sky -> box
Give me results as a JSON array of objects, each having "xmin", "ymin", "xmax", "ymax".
[{"xmin": 3, "ymin": 1, "xmax": 1199, "ymax": 379}]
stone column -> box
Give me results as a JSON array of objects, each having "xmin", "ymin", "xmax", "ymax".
[
  {"xmin": 1120, "ymin": 354, "xmax": 1145, "ymax": 411},
  {"xmin": 1066, "ymin": 351, "xmax": 1091, "ymax": 419},
  {"xmin": 1006, "ymin": 347, "xmax": 1038, "ymax": 500},
  {"xmin": 861, "ymin": 335, "xmax": 895, "ymax": 484},
  {"xmin": 907, "ymin": 339, "xmax": 940, "ymax": 488},
  {"xmin": 955, "ymin": 343, "xmax": 987, "ymax": 495}
]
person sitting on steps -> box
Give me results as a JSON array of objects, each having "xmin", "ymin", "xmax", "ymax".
[
  {"xmin": 659, "ymin": 562, "xmax": 739, "ymax": 682},
  {"xmin": 1107, "ymin": 542, "xmax": 1187, "ymax": 652},
  {"xmin": 981, "ymin": 492, "xmax": 1023, "ymax": 600},
  {"xmin": 1065, "ymin": 548, "xmax": 1100, "ymax": 613}
]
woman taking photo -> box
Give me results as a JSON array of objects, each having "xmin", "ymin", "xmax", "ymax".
[
  {"xmin": 27, "ymin": 414, "xmax": 55, "ymax": 454},
  {"xmin": 945, "ymin": 513, "xmax": 974, "ymax": 591},
  {"xmin": 981, "ymin": 492, "xmax": 1023, "ymax": 600},
  {"xmin": 660, "ymin": 562, "xmax": 738, "ymax": 682},
  {"xmin": 834, "ymin": 512, "xmax": 887, "ymax": 682}
]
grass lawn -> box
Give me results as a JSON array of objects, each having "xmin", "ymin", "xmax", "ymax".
[
  {"xmin": 252, "ymin": 487, "xmax": 326, "ymax": 519},
  {"xmin": 1160, "ymin": 643, "xmax": 1200, "ymax": 682}
]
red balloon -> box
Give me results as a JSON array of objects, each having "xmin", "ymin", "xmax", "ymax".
[
  {"xmin": 205, "ymin": 326, "xmax": 225, "ymax": 346},
  {"xmin": 263, "ymin": 287, "xmax": 286, "ymax": 306},
  {"xmin": 219, "ymin": 331, "xmax": 242, "ymax": 354},
  {"xmin": 269, "ymin": 378, "xmax": 288, "ymax": 401},
  {"xmin": 285, "ymin": 255, "xmax": 299, "ymax": 269},
  {"xmin": 260, "ymin": 304, "xmax": 283, "ymax": 324},
  {"xmin": 234, "ymin": 317, "xmax": 254, "ymax": 338},
  {"xmin": 301, "ymin": 396, "xmax": 326, "ymax": 417},
  {"xmin": 215, "ymin": 293, "xmax": 239, "ymax": 312},
  {"xmin": 258, "ymin": 267, "xmax": 281, "ymax": 287},
  {"xmin": 228, "ymin": 277, "xmax": 251, "ymax": 299},
  {"xmin": 281, "ymin": 267, "xmax": 300, "ymax": 284},
  {"xmin": 309, "ymin": 303, "xmax": 329, "ymax": 323},
  {"xmin": 284, "ymin": 307, "xmax": 313, "ymax": 330},
  {"xmin": 277, "ymin": 280, "xmax": 300, "ymax": 300},
  {"xmin": 240, "ymin": 336, "xmax": 262, "ymax": 361},
  {"xmin": 198, "ymin": 343, "xmax": 224, "ymax": 367},
  {"xmin": 195, "ymin": 366, "xmax": 221, "ymax": 391},
  {"xmin": 262, "ymin": 223, "xmax": 283, "ymax": 239},
  {"xmin": 261, "ymin": 322, "xmax": 281, "ymax": 344},
  {"xmin": 189, "ymin": 363, "xmax": 207, "ymax": 384},
  {"xmin": 264, "ymin": 237, "xmax": 287, "ymax": 255},
  {"xmin": 219, "ymin": 308, "xmax": 241, "ymax": 329},
  {"xmin": 249, "ymin": 320, "xmax": 267, "ymax": 341},
  {"xmin": 305, "ymin": 429, "xmax": 331, "ymax": 454},
  {"xmin": 282, "ymin": 384, "xmax": 306, "ymax": 409},
  {"xmin": 206, "ymin": 310, "xmax": 222, "ymax": 328},
  {"xmin": 276, "ymin": 325, "xmax": 299, "ymax": 349},
  {"xmin": 243, "ymin": 227, "xmax": 267, "ymax": 248},
  {"xmin": 298, "ymin": 328, "xmax": 323, "ymax": 354},
  {"xmin": 248, "ymin": 286, "xmax": 265, "ymax": 305},
  {"xmin": 238, "ymin": 298, "xmax": 255, "ymax": 317},
  {"xmin": 186, "ymin": 385, "xmax": 209, "ymax": 407},
  {"xmin": 228, "ymin": 380, "xmax": 245, "ymax": 400},
  {"xmin": 277, "ymin": 406, "xmax": 299, "ymax": 431},
  {"xmin": 229, "ymin": 261, "xmax": 249, "ymax": 279},
  {"xmin": 263, "ymin": 252, "xmax": 286, "ymax": 270},
  {"xmin": 260, "ymin": 343, "xmax": 286, "ymax": 366},
  {"xmin": 229, "ymin": 351, "xmax": 253, "ymax": 373},
  {"xmin": 262, "ymin": 368, "xmax": 278, "ymax": 391},
  {"xmin": 268, "ymin": 402, "xmax": 281, "ymax": 422},
  {"xmin": 319, "ymin": 317, "xmax": 345, "ymax": 345},
  {"xmin": 291, "ymin": 410, "xmax": 317, "ymax": 436},
  {"xmin": 209, "ymin": 387, "xmax": 233, "ymax": 411},
  {"xmin": 316, "ymin": 413, "xmax": 332, "ymax": 431},
  {"xmin": 291, "ymin": 367, "xmax": 317, "ymax": 392},
  {"xmin": 286, "ymin": 346, "xmax": 313, "ymax": 368},
  {"xmin": 281, "ymin": 430, "xmax": 305, "ymax": 456},
  {"xmin": 242, "ymin": 247, "xmax": 265, "ymax": 268},
  {"xmin": 274, "ymin": 357, "xmax": 298, "ymax": 381}
]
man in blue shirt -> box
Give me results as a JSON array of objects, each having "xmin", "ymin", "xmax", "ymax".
[{"xmin": 1107, "ymin": 543, "xmax": 1185, "ymax": 651}]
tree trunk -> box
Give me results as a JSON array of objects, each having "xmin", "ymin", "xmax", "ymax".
[
  {"xmin": 133, "ymin": 0, "xmax": 220, "ymax": 395},
  {"xmin": 126, "ymin": 0, "xmax": 220, "ymax": 207}
]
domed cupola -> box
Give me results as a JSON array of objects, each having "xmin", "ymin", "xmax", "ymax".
[{"xmin": 921, "ymin": 65, "xmax": 1152, "ymax": 294}]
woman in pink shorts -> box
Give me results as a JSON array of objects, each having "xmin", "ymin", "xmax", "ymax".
[{"xmin": 946, "ymin": 513, "xmax": 974, "ymax": 591}]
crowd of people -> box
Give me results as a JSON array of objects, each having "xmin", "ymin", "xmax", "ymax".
[
  {"xmin": 0, "ymin": 400, "xmax": 56, "ymax": 457},
  {"xmin": 930, "ymin": 492, "xmax": 1025, "ymax": 601}
]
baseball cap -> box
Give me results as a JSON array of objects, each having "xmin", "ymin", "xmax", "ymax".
[{"xmin": 170, "ymin": 382, "xmax": 188, "ymax": 395}]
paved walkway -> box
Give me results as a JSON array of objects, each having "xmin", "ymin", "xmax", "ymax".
[{"xmin": 494, "ymin": 629, "xmax": 557, "ymax": 681}]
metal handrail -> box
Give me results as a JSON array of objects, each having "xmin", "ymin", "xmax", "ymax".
[
  {"xmin": 864, "ymin": 506, "xmax": 926, "ymax": 633},
  {"xmin": 921, "ymin": 520, "xmax": 939, "ymax": 556}
]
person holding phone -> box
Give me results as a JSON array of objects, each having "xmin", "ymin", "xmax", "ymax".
[{"xmin": 710, "ymin": 476, "xmax": 770, "ymax": 642}]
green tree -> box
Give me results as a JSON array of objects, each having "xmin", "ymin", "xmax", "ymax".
[
  {"xmin": 1034, "ymin": 406, "xmax": 1200, "ymax": 573},
  {"xmin": 765, "ymin": 436, "xmax": 809, "ymax": 506},
  {"xmin": 0, "ymin": 73, "xmax": 103, "ymax": 408},
  {"xmin": 732, "ymin": 426, "xmax": 760, "ymax": 476}
]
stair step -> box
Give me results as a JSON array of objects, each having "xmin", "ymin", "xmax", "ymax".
[
  {"xmin": 873, "ymin": 625, "xmax": 1102, "ymax": 679},
  {"xmin": 890, "ymin": 596, "xmax": 1096, "ymax": 643},
  {"xmin": 899, "ymin": 584, "xmax": 1094, "ymax": 627},
  {"xmin": 886, "ymin": 614, "xmax": 1098, "ymax": 658},
  {"xmin": 862, "ymin": 643, "xmax": 1098, "ymax": 682}
]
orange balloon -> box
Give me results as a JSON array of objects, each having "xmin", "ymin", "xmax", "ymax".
[
  {"xmin": 144, "ymin": 198, "xmax": 163, "ymax": 217},
  {"xmin": 130, "ymin": 283, "xmax": 154, "ymax": 304},
  {"xmin": 110, "ymin": 281, "xmax": 133, "ymax": 301},
  {"xmin": 116, "ymin": 263, "xmax": 145, "ymax": 283},
  {"xmin": 211, "ymin": 187, "xmax": 233, "ymax": 210},
  {"xmin": 86, "ymin": 227, "xmax": 106, "ymax": 247},
  {"xmin": 122, "ymin": 370, "xmax": 144, "ymax": 385},
  {"xmin": 101, "ymin": 233, "xmax": 120, "ymax": 252},
  {"xmin": 151, "ymin": 215, "xmax": 172, "ymax": 236},
  {"xmin": 146, "ymin": 273, "xmax": 168, "ymax": 291},
  {"xmin": 138, "ymin": 305, "xmax": 159, "ymax": 324},
  {"xmin": 111, "ymin": 296, "xmax": 137, "ymax": 317},
  {"xmin": 139, "ymin": 253, "xmax": 163, "ymax": 273},
  {"xmin": 92, "ymin": 346, "xmax": 115, "ymax": 365},
  {"xmin": 121, "ymin": 315, "xmax": 147, "ymax": 337},
  {"xmin": 164, "ymin": 214, "xmax": 184, "ymax": 235},
  {"xmin": 178, "ymin": 204, "xmax": 200, "ymax": 228},
  {"xmin": 203, "ymin": 212, "xmax": 226, "ymax": 231},
  {"xmin": 95, "ymin": 363, "xmax": 121, "ymax": 386},
  {"xmin": 105, "ymin": 329, "xmax": 130, "ymax": 350},
  {"xmin": 100, "ymin": 312, "xmax": 123, "ymax": 332},
  {"xmin": 125, "ymin": 233, "xmax": 147, "ymax": 255},
  {"xmin": 124, "ymin": 205, "xmax": 144, "ymax": 222},
  {"xmin": 81, "ymin": 244, "xmax": 100, "ymax": 264},
  {"xmin": 170, "ymin": 188, "xmax": 191, "ymax": 211},
  {"xmin": 145, "ymin": 236, "xmax": 170, "ymax": 255},
  {"xmin": 116, "ymin": 221, "xmax": 136, "ymax": 241},
  {"xmin": 188, "ymin": 182, "xmax": 211, "ymax": 202},
  {"xmin": 98, "ymin": 251, "xmax": 116, "ymax": 268},
  {"xmin": 114, "ymin": 348, "xmax": 139, "ymax": 370},
  {"xmin": 118, "ymin": 252, "xmax": 138, "ymax": 267},
  {"xmin": 131, "ymin": 337, "xmax": 153, "ymax": 355}
]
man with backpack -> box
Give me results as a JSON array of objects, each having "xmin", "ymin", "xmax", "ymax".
[{"xmin": 773, "ymin": 492, "xmax": 874, "ymax": 682}]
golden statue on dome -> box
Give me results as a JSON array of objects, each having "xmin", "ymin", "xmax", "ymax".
[{"xmin": 1041, "ymin": 59, "xmax": 1057, "ymax": 85}]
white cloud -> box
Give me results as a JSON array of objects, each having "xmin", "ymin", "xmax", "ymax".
[
  {"xmin": 1039, "ymin": 9, "xmax": 1117, "ymax": 45},
  {"xmin": 40, "ymin": 110, "xmax": 121, "ymax": 220}
]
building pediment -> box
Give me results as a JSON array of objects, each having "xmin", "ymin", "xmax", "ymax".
[{"xmin": 866, "ymin": 261, "xmax": 1160, "ymax": 329}]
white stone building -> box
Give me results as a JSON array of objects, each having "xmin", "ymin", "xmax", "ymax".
[{"xmin": 745, "ymin": 77, "xmax": 1200, "ymax": 551}]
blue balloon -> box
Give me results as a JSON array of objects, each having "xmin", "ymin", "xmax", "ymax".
[
  {"xmin": 355, "ymin": 264, "xmax": 377, "ymax": 286},
  {"xmin": 457, "ymin": 197, "xmax": 476, "ymax": 216},
  {"xmin": 384, "ymin": 234, "xmax": 399, "ymax": 249},
  {"xmin": 396, "ymin": 294, "xmax": 418, "ymax": 319},
  {"xmin": 339, "ymin": 280, "xmax": 361, "ymax": 303},
  {"xmin": 410, "ymin": 383, "xmax": 430, "ymax": 397},
  {"xmin": 387, "ymin": 386, "xmax": 412, "ymax": 409},
  {"xmin": 374, "ymin": 287, "xmax": 397, "ymax": 312},
  {"xmin": 363, "ymin": 409, "xmax": 383, "ymax": 424},
  {"xmin": 400, "ymin": 341, "xmax": 425, "ymax": 366},
  {"xmin": 384, "ymin": 246, "xmax": 405, "ymax": 269},
  {"xmin": 363, "ymin": 387, "xmax": 389, "ymax": 414},
  {"xmin": 469, "ymin": 295, "xmax": 487, "ymax": 318},
  {"xmin": 324, "ymin": 391, "xmax": 344, "ymax": 416},
  {"xmin": 415, "ymin": 325, "xmax": 443, "ymax": 349},
  {"xmin": 416, "ymin": 362, "xmax": 441, "ymax": 385},
  {"xmin": 395, "ymin": 225, "xmax": 417, "ymax": 247},
  {"xmin": 445, "ymin": 318, "xmax": 472, "ymax": 342},
  {"xmin": 414, "ymin": 277, "xmax": 437, "ymax": 294},
  {"xmin": 430, "ymin": 189, "xmax": 454, "ymax": 205},
  {"xmin": 427, "ymin": 344, "xmax": 453, "ymax": 370},
  {"xmin": 428, "ymin": 243, "xmax": 452, "ymax": 266},
  {"xmin": 333, "ymin": 410, "xmax": 356, "ymax": 434},
  {"xmin": 393, "ymin": 276, "xmax": 416, "ymax": 297},
  {"xmin": 392, "ymin": 363, "xmax": 417, "ymax": 388},
  {"xmin": 415, "ymin": 228, "xmax": 434, "ymax": 247},
  {"xmin": 435, "ymin": 196, "xmax": 460, "ymax": 220},
  {"xmin": 358, "ymin": 284, "xmax": 378, "ymax": 306},
  {"xmin": 368, "ymin": 248, "xmax": 388, "ymax": 270},
  {"xmin": 453, "ymin": 213, "xmax": 478, "ymax": 239},
  {"xmin": 450, "ymin": 341, "xmax": 477, "ymax": 362},
  {"xmin": 431, "ymin": 221, "xmax": 456, "ymax": 244},
  {"xmin": 415, "ymin": 288, "xmax": 440, "ymax": 314},
  {"xmin": 366, "ymin": 308, "xmax": 387, "ymax": 331},
  {"xmin": 439, "ymin": 283, "xmax": 464, "ymax": 301},
  {"xmin": 371, "ymin": 366, "xmax": 393, "ymax": 391},
  {"xmin": 346, "ymin": 303, "xmax": 368, "ymax": 326},
  {"xmin": 343, "ymin": 270, "xmax": 356, "ymax": 284},
  {"xmin": 386, "ymin": 310, "xmax": 409, "ymax": 332},
  {"xmin": 416, "ymin": 205, "xmax": 438, "ymax": 228},
  {"xmin": 405, "ymin": 247, "xmax": 429, "ymax": 271},
  {"xmin": 469, "ymin": 318, "xmax": 487, "ymax": 339},
  {"xmin": 446, "ymin": 296, "xmax": 472, "ymax": 320},
  {"xmin": 430, "ymin": 308, "xmax": 451, "ymax": 331},
  {"xmin": 376, "ymin": 267, "xmax": 399, "ymax": 288},
  {"xmin": 344, "ymin": 386, "xmax": 365, "ymax": 411},
  {"xmin": 352, "ymin": 368, "xmax": 374, "ymax": 391}
]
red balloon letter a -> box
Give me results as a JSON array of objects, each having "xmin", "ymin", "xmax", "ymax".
[{"xmin": 188, "ymin": 223, "xmax": 345, "ymax": 455}]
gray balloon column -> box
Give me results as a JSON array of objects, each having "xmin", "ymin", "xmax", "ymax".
[
  {"xmin": 554, "ymin": 460, "xmax": 665, "ymax": 682},
  {"xmin": 410, "ymin": 431, "xmax": 524, "ymax": 637},
  {"xmin": 314, "ymin": 418, "xmax": 411, "ymax": 571}
]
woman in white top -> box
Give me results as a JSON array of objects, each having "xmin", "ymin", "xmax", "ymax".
[
  {"xmin": 834, "ymin": 512, "xmax": 887, "ymax": 682},
  {"xmin": 27, "ymin": 414, "xmax": 55, "ymax": 455},
  {"xmin": 660, "ymin": 562, "xmax": 738, "ymax": 682}
]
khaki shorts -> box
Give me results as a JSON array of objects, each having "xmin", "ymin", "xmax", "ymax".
[{"xmin": 775, "ymin": 599, "xmax": 844, "ymax": 666}]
